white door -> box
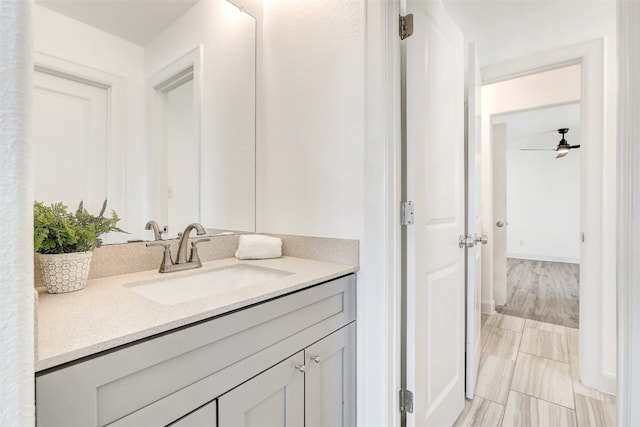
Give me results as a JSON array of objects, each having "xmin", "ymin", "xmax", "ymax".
[
  {"xmin": 465, "ymin": 43, "xmax": 483, "ymax": 399},
  {"xmin": 492, "ymin": 123, "xmax": 508, "ymax": 305},
  {"xmin": 405, "ymin": 1, "xmax": 466, "ymax": 425},
  {"xmin": 33, "ymin": 69, "xmax": 109, "ymax": 211}
]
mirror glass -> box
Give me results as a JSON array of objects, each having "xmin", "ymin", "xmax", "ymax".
[{"xmin": 33, "ymin": 0, "xmax": 256, "ymax": 243}]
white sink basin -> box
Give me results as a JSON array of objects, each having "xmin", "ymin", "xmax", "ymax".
[{"xmin": 127, "ymin": 264, "xmax": 294, "ymax": 305}]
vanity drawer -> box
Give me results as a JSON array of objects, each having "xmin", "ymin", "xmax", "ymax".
[{"xmin": 36, "ymin": 274, "xmax": 355, "ymax": 427}]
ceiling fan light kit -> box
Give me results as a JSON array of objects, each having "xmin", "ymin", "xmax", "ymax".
[{"xmin": 521, "ymin": 127, "xmax": 581, "ymax": 158}]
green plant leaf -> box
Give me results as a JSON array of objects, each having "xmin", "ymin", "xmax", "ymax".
[{"xmin": 33, "ymin": 199, "xmax": 127, "ymax": 254}]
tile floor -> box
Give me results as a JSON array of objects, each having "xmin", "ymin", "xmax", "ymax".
[{"xmin": 454, "ymin": 313, "xmax": 616, "ymax": 426}]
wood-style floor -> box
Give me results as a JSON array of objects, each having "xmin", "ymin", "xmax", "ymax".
[
  {"xmin": 496, "ymin": 258, "xmax": 580, "ymax": 328},
  {"xmin": 454, "ymin": 313, "xmax": 616, "ymax": 426}
]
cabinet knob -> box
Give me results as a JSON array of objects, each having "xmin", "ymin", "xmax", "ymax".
[
  {"xmin": 295, "ymin": 363, "xmax": 306, "ymax": 373},
  {"xmin": 310, "ymin": 355, "xmax": 321, "ymax": 363}
]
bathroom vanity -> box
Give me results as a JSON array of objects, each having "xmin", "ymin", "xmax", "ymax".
[{"xmin": 35, "ymin": 256, "xmax": 357, "ymax": 427}]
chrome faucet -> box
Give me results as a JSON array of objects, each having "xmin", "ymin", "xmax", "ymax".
[
  {"xmin": 145, "ymin": 220, "xmax": 163, "ymax": 241},
  {"xmin": 146, "ymin": 223, "xmax": 210, "ymax": 273}
]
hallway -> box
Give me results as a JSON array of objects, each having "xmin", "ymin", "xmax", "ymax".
[
  {"xmin": 454, "ymin": 313, "xmax": 615, "ymax": 426},
  {"xmin": 497, "ymin": 259, "xmax": 580, "ymax": 328}
]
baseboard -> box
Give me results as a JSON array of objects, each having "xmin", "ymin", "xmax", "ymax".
[
  {"xmin": 481, "ymin": 300, "xmax": 495, "ymax": 314},
  {"xmin": 507, "ymin": 253, "xmax": 580, "ymax": 264},
  {"xmin": 600, "ymin": 372, "xmax": 617, "ymax": 395},
  {"xmin": 580, "ymin": 370, "xmax": 617, "ymax": 396}
]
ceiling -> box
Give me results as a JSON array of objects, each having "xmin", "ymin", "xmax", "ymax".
[
  {"xmin": 444, "ymin": 2, "xmax": 593, "ymax": 155},
  {"xmin": 493, "ymin": 102, "xmax": 581, "ymax": 150},
  {"xmin": 36, "ymin": 0, "xmax": 199, "ymax": 46},
  {"xmin": 442, "ymin": 0, "xmax": 616, "ymax": 68}
]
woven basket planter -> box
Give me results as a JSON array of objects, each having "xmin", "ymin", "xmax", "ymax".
[{"xmin": 36, "ymin": 251, "xmax": 93, "ymax": 294}]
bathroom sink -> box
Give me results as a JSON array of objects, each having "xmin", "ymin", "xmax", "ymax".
[{"xmin": 127, "ymin": 264, "xmax": 294, "ymax": 305}]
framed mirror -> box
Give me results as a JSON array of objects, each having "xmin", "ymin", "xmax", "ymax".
[{"xmin": 33, "ymin": 0, "xmax": 256, "ymax": 243}]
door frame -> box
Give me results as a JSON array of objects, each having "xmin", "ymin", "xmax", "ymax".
[
  {"xmin": 617, "ymin": 1, "xmax": 640, "ymax": 424},
  {"xmin": 361, "ymin": 1, "xmax": 402, "ymax": 427},
  {"xmin": 147, "ymin": 46, "xmax": 203, "ymax": 238},
  {"xmin": 481, "ymin": 39, "xmax": 612, "ymax": 393}
]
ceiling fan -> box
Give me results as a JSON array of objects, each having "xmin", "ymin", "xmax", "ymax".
[{"xmin": 520, "ymin": 128, "xmax": 580, "ymax": 158}]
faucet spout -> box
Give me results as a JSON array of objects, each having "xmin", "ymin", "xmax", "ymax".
[
  {"xmin": 145, "ymin": 220, "xmax": 163, "ymax": 241},
  {"xmin": 176, "ymin": 223, "xmax": 206, "ymax": 264}
]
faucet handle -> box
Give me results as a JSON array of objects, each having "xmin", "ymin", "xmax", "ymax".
[
  {"xmin": 146, "ymin": 241, "xmax": 174, "ymax": 272},
  {"xmin": 189, "ymin": 238, "xmax": 210, "ymax": 264}
]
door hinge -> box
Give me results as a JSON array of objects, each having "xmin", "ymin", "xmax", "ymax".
[
  {"xmin": 401, "ymin": 201, "xmax": 414, "ymax": 226},
  {"xmin": 399, "ymin": 14, "xmax": 414, "ymax": 40},
  {"xmin": 581, "ymin": 232, "xmax": 585, "ymax": 243},
  {"xmin": 399, "ymin": 388, "xmax": 414, "ymax": 414}
]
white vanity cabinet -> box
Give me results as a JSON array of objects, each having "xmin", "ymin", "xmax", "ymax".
[
  {"xmin": 218, "ymin": 323, "xmax": 356, "ymax": 427},
  {"xmin": 36, "ymin": 274, "xmax": 356, "ymax": 427},
  {"xmin": 218, "ymin": 351, "xmax": 305, "ymax": 426},
  {"xmin": 169, "ymin": 401, "xmax": 217, "ymax": 427},
  {"xmin": 304, "ymin": 322, "xmax": 356, "ymax": 427}
]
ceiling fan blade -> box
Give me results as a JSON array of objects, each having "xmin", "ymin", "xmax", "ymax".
[
  {"xmin": 520, "ymin": 148, "xmax": 556, "ymax": 151},
  {"xmin": 569, "ymin": 145, "xmax": 581, "ymax": 149},
  {"xmin": 556, "ymin": 151, "xmax": 569, "ymax": 159}
]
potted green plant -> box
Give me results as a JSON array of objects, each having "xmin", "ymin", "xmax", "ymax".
[{"xmin": 34, "ymin": 200, "xmax": 125, "ymax": 294}]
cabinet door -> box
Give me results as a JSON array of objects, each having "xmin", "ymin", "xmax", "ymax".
[
  {"xmin": 305, "ymin": 323, "xmax": 356, "ymax": 427},
  {"xmin": 168, "ymin": 401, "xmax": 216, "ymax": 427},
  {"xmin": 218, "ymin": 352, "xmax": 304, "ymax": 427}
]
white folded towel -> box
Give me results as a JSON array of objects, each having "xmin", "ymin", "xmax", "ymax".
[{"xmin": 235, "ymin": 234, "xmax": 282, "ymax": 260}]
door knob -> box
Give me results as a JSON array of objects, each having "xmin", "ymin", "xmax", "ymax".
[
  {"xmin": 496, "ymin": 221, "xmax": 505, "ymax": 227},
  {"xmin": 475, "ymin": 234, "xmax": 488, "ymax": 245},
  {"xmin": 459, "ymin": 235, "xmax": 475, "ymax": 248}
]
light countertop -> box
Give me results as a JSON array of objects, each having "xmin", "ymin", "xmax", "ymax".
[{"xmin": 36, "ymin": 256, "xmax": 358, "ymax": 372}]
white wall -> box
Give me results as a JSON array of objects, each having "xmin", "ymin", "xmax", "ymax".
[
  {"xmin": 0, "ymin": 1, "xmax": 34, "ymax": 425},
  {"xmin": 505, "ymin": 133, "xmax": 581, "ymax": 263},
  {"xmin": 145, "ymin": 0, "xmax": 256, "ymax": 233},
  {"xmin": 257, "ymin": 0, "xmax": 365, "ymax": 239},
  {"xmin": 258, "ymin": 3, "xmax": 399, "ymax": 427},
  {"xmin": 33, "ymin": 5, "xmax": 146, "ymax": 238},
  {"xmin": 481, "ymin": 65, "xmax": 581, "ymax": 308}
]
